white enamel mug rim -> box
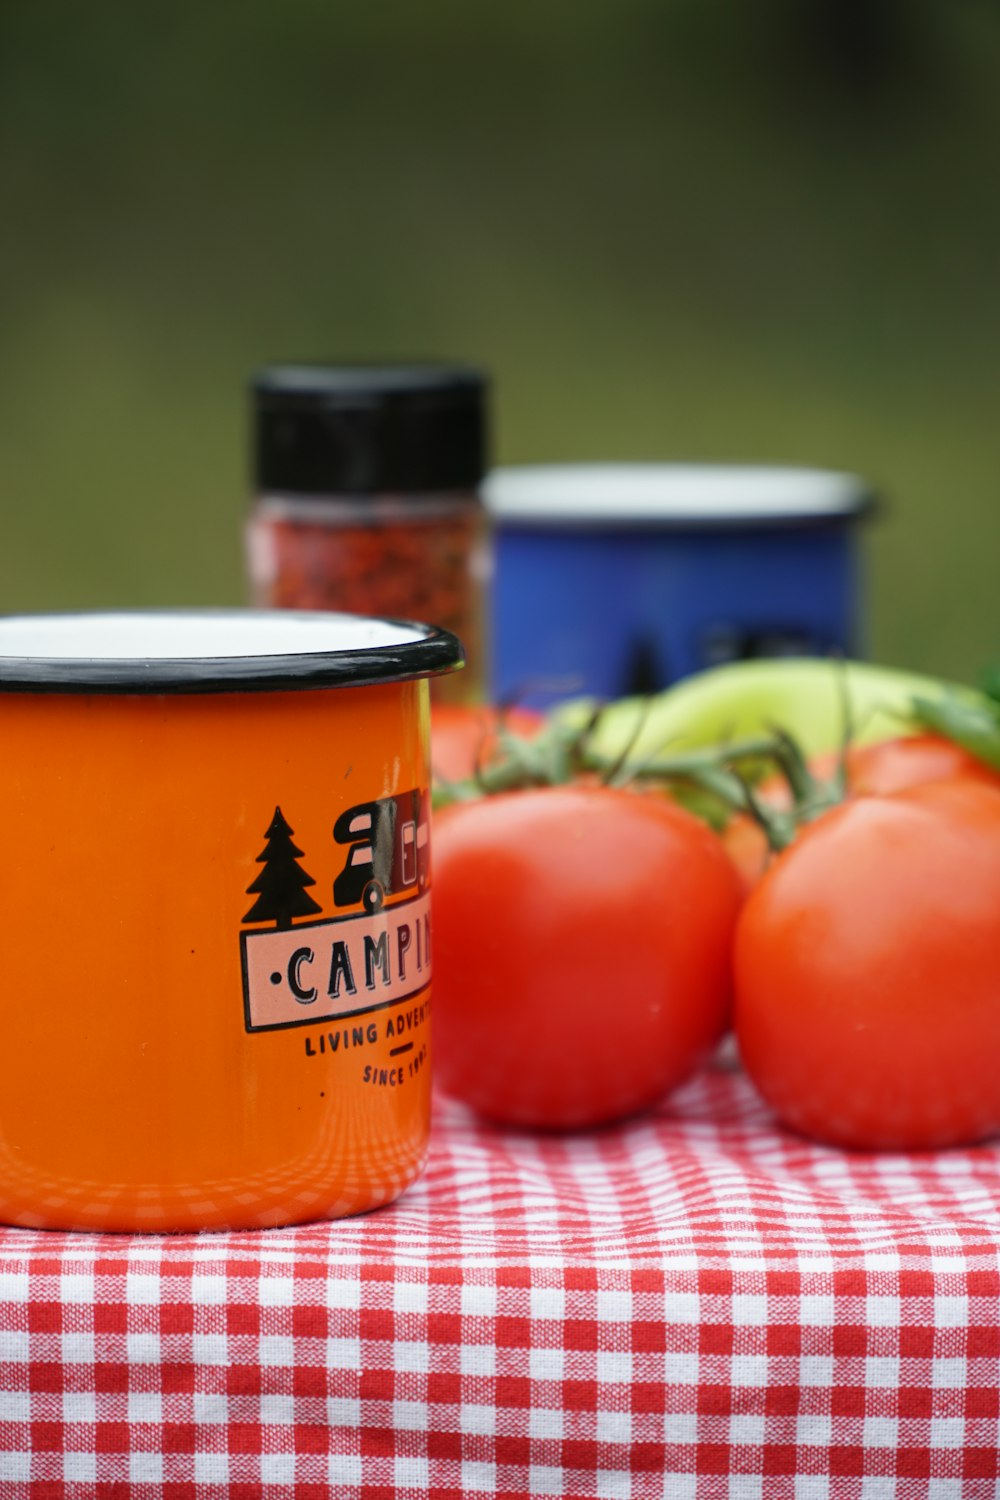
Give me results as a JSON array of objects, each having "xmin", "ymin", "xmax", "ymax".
[
  {"xmin": 0, "ymin": 608, "xmax": 464, "ymax": 694},
  {"xmin": 482, "ymin": 463, "xmax": 875, "ymax": 528}
]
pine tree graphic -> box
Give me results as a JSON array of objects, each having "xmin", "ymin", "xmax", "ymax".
[{"xmin": 243, "ymin": 806, "xmax": 323, "ymax": 928}]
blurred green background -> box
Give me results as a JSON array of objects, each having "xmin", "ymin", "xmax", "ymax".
[{"xmin": 1, "ymin": 0, "xmax": 998, "ymax": 679}]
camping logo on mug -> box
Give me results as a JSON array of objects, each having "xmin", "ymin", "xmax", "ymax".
[{"xmin": 240, "ymin": 790, "xmax": 432, "ymax": 1034}]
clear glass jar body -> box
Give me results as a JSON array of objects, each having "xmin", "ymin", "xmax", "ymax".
[{"xmin": 247, "ymin": 491, "xmax": 487, "ymax": 702}]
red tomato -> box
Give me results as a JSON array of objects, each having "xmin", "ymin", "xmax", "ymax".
[
  {"xmin": 734, "ymin": 778, "xmax": 1000, "ymax": 1150},
  {"xmin": 720, "ymin": 734, "xmax": 1000, "ymax": 896},
  {"xmin": 719, "ymin": 814, "xmax": 774, "ymax": 898},
  {"xmin": 431, "ymin": 785, "xmax": 741, "ymax": 1129},
  {"xmin": 811, "ymin": 733, "xmax": 1000, "ymax": 796},
  {"xmin": 431, "ymin": 703, "xmax": 544, "ymax": 785}
]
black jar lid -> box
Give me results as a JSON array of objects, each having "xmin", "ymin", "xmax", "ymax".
[{"xmin": 253, "ymin": 362, "xmax": 489, "ymax": 496}]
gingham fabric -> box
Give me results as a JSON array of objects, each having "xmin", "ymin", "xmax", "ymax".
[{"xmin": 2, "ymin": 1051, "xmax": 1000, "ymax": 1499}]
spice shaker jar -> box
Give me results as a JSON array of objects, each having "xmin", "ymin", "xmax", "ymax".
[{"xmin": 247, "ymin": 363, "xmax": 489, "ymax": 702}]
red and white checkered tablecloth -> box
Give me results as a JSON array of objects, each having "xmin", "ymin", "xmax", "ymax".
[{"xmin": 2, "ymin": 1051, "xmax": 1000, "ymax": 1499}]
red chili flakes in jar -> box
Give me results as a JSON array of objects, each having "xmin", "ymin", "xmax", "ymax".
[{"xmin": 247, "ymin": 364, "xmax": 489, "ymax": 703}]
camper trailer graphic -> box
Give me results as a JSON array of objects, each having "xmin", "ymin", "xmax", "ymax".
[
  {"xmin": 240, "ymin": 790, "xmax": 431, "ymax": 1034},
  {"xmin": 333, "ymin": 790, "xmax": 430, "ymax": 913}
]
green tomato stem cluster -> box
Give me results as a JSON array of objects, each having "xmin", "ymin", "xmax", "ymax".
[{"xmin": 435, "ymin": 654, "xmax": 1000, "ymax": 855}]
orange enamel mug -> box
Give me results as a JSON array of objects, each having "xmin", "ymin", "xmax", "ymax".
[{"xmin": 0, "ymin": 609, "xmax": 461, "ymax": 1232}]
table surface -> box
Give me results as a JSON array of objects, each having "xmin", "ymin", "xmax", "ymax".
[{"xmin": 1, "ymin": 1050, "xmax": 1000, "ymax": 1499}]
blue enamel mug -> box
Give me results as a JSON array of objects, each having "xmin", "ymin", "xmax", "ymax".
[{"xmin": 483, "ymin": 464, "xmax": 875, "ymax": 710}]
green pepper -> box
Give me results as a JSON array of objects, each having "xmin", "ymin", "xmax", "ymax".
[{"xmin": 555, "ymin": 657, "xmax": 981, "ymax": 774}]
